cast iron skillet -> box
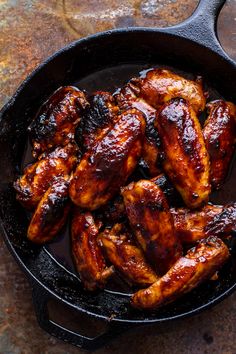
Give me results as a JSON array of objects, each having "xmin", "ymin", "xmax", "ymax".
[{"xmin": 0, "ymin": 0, "xmax": 236, "ymax": 350}]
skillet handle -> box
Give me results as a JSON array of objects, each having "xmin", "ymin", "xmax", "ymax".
[
  {"xmin": 32, "ymin": 285, "xmax": 131, "ymax": 350},
  {"xmin": 167, "ymin": 0, "xmax": 228, "ymax": 57}
]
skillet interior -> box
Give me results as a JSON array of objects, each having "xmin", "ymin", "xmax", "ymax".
[{"xmin": 0, "ymin": 29, "xmax": 236, "ymax": 323}]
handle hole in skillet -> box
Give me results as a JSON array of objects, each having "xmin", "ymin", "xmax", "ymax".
[
  {"xmin": 217, "ymin": 0, "xmax": 236, "ymax": 62},
  {"xmin": 47, "ymin": 298, "xmax": 109, "ymax": 337}
]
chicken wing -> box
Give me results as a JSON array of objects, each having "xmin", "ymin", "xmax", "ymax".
[
  {"xmin": 203, "ymin": 100, "xmax": 236, "ymax": 189},
  {"xmin": 69, "ymin": 108, "xmax": 146, "ymax": 210},
  {"xmin": 77, "ymin": 91, "xmax": 119, "ymax": 151},
  {"xmin": 28, "ymin": 86, "xmax": 88, "ymax": 157},
  {"xmin": 131, "ymin": 236, "xmax": 229, "ymax": 310},
  {"xmin": 14, "ymin": 143, "xmax": 79, "ymax": 210},
  {"xmin": 171, "ymin": 204, "xmax": 223, "ymax": 244},
  {"xmin": 156, "ymin": 98, "xmax": 210, "ymax": 209},
  {"xmin": 205, "ymin": 202, "xmax": 236, "ymax": 237},
  {"xmin": 101, "ymin": 173, "xmax": 181, "ymax": 224},
  {"xmin": 98, "ymin": 224, "xmax": 158, "ymax": 287},
  {"xmin": 114, "ymin": 83, "xmax": 161, "ymax": 176},
  {"xmin": 122, "ymin": 180, "xmax": 182, "ymax": 275},
  {"xmin": 128, "ymin": 68, "xmax": 206, "ymax": 113},
  {"xmin": 102, "ymin": 197, "xmax": 236, "ymax": 246},
  {"xmin": 71, "ymin": 208, "xmax": 114, "ymax": 291},
  {"xmin": 27, "ymin": 177, "xmax": 70, "ymax": 244}
]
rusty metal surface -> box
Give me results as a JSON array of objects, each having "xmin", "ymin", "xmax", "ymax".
[{"xmin": 0, "ymin": 0, "xmax": 236, "ymax": 353}]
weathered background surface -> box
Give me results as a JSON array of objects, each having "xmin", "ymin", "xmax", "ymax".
[{"xmin": 0, "ymin": 0, "xmax": 236, "ymax": 353}]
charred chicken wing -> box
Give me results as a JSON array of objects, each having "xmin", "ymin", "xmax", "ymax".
[
  {"xmin": 69, "ymin": 108, "xmax": 146, "ymax": 210},
  {"xmin": 205, "ymin": 202, "xmax": 236, "ymax": 237},
  {"xmin": 171, "ymin": 204, "xmax": 223, "ymax": 244},
  {"xmin": 27, "ymin": 177, "xmax": 70, "ymax": 244},
  {"xmin": 203, "ymin": 100, "xmax": 236, "ymax": 189},
  {"xmin": 131, "ymin": 236, "xmax": 229, "ymax": 310},
  {"xmin": 98, "ymin": 224, "xmax": 158, "ymax": 287},
  {"xmin": 115, "ymin": 83, "xmax": 161, "ymax": 176},
  {"xmin": 14, "ymin": 143, "xmax": 79, "ymax": 210},
  {"xmin": 71, "ymin": 208, "xmax": 114, "ymax": 291},
  {"xmin": 122, "ymin": 180, "xmax": 182, "ymax": 275},
  {"xmin": 156, "ymin": 98, "xmax": 210, "ymax": 208},
  {"xmin": 28, "ymin": 86, "xmax": 88, "ymax": 157},
  {"xmin": 77, "ymin": 91, "xmax": 119, "ymax": 151},
  {"xmin": 128, "ymin": 68, "xmax": 206, "ymax": 113}
]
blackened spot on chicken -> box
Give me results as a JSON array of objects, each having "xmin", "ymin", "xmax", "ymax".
[
  {"xmin": 76, "ymin": 92, "xmax": 118, "ymax": 151},
  {"xmin": 40, "ymin": 193, "xmax": 69, "ymax": 230},
  {"xmin": 151, "ymin": 175, "xmax": 182, "ymax": 207},
  {"xmin": 28, "ymin": 112, "xmax": 57, "ymax": 141},
  {"xmin": 205, "ymin": 203, "xmax": 236, "ymax": 236},
  {"xmin": 145, "ymin": 116, "xmax": 160, "ymax": 147}
]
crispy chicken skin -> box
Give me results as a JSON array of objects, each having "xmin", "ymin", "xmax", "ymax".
[
  {"xmin": 69, "ymin": 108, "xmax": 146, "ymax": 210},
  {"xmin": 14, "ymin": 143, "xmax": 79, "ymax": 210},
  {"xmin": 28, "ymin": 86, "xmax": 88, "ymax": 157},
  {"xmin": 27, "ymin": 177, "xmax": 70, "ymax": 244},
  {"xmin": 131, "ymin": 236, "xmax": 229, "ymax": 310},
  {"xmin": 205, "ymin": 202, "xmax": 236, "ymax": 237},
  {"xmin": 71, "ymin": 208, "xmax": 114, "ymax": 291},
  {"xmin": 98, "ymin": 224, "xmax": 158, "ymax": 287},
  {"xmin": 77, "ymin": 91, "xmax": 119, "ymax": 151},
  {"xmin": 128, "ymin": 68, "xmax": 206, "ymax": 113},
  {"xmin": 156, "ymin": 98, "xmax": 210, "ymax": 209},
  {"xmin": 171, "ymin": 204, "xmax": 223, "ymax": 244},
  {"xmin": 203, "ymin": 100, "xmax": 236, "ymax": 189},
  {"xmin": 114, "ymin": 83, "xmax": 161, "ymax": 176},
  {"xmin": 122, "ymin": 180, "xmax": 182, "ymax": 275}
]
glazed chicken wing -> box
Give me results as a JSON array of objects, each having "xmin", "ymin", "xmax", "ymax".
[
  {"xmin": 77, "ymin": 91, "xmax": 119, "ymax": 151},
  {"xmin": 155, "ymin": 98, "xmax": 210, "ymax": 208},
  {"xmin": 71, "ymin": 208, "xmax": 114, "ymax": 291},
  {"xmin": 171, "ymin": 204, "xmax": 223, "ymax": 244},
  {"xmin": 28, "ymin": 86, "xmax": 88, "ymax": 157},
  {"xmin": 128, "ymin": 68, "xmax": 206, "ymax": 113},
  {"xmin": 203, "ymin": 100, "xmax": 236, "ymax": 189},
  {"xmin": 101, "ymin": 173, "xmax": 181, "ymax": 223},
  {"xmin": 27, "ymin": 177, "xmax": 70, "ymax": 244},
  {"xmin": 98, "ymin": 224, "xmax": 158, "ymax": 287},
  {"xmin": 172, "ymin": 202, "xmax": 236, "ymax": 244},
  {"xmin": 131, "ymin": 236, "xmax": 229, "ymax": 310},
  {"xmin": 69, "ymin": 108, "xmax": 146, "ymax": 210},
  {"xmin": 114, "ymin": 83, "xmax": 161, "ymax": 176},
  {"xmin": 205, "ymin": 202, "xmax": 236, "ymax": 237},
  {"xmin": 14, "ymin": 143, "xmax": 79, "ymax": 210},
  {"xmin": 122, "ymin": 180, "xmax": 182, "ymax": 275}
]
